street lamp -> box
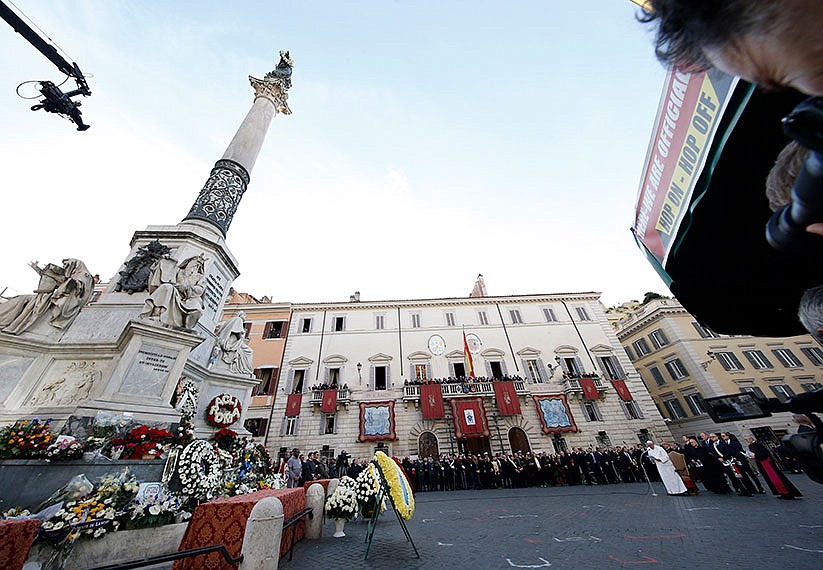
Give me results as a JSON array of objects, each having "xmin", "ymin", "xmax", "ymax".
[{"xmin": 357, "ymin": 362, "xmax": 362, "ymax": 383}]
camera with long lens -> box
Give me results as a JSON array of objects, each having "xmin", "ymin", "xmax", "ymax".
[
  {"xmin": 703, "ymin": 389, "xmax": 823, "ymax": 484},
  {"xmin": 766, "ymin": 97, "xmax": 823, "ymax": 253}
]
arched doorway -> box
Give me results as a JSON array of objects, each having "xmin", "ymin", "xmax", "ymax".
[
  {"xmin": 418, "ymin": 431, "xmax": 439, "ymax": 459},
  {"xmin": 508, "ymin": 427, "xmax": 530, "ymax": 454}
]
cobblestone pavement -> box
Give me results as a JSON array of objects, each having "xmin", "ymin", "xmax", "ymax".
[{"xmin": 283, "ymin": 475, "xmax": 822, "ymax": 569}]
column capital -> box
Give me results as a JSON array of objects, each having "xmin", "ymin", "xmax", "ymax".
[{"xmin": 249, "ymin": 76, "xmax": 292, "ymax": 115}]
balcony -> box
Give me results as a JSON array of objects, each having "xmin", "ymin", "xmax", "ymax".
[
  {"xmin": 309, "ymin": 388, "xmax": 351, "ymax": 406},
  {"xmin": 402, "ymin": 380, "xmax": 528, "ymax": 402},
  {"xmin": 562, "ymin": 375, "xmax": 606, "ymax": 398}
]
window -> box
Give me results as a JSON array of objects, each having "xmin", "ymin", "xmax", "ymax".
[
  {"xmin": 324, "ymin": 414, "xmax": 336, "ymax": 435},
  {"xmin": 243, "ymin": 322, "xmax": 252, "ymax": 339},
  {"xmin": 684, "ymin": 393, "xmax": 706, "ymax": 415},
  {"xmin": 411, "ymin": 313, "xmax": 421, "ymax": 328},
  {"xmin": 478, "ymin": 311, "xmax": 489, "ymax": 325},
  {"xmin": 543, "ymin": 308, "xmax": 557, "ymax": 322},
  {"xmin": 743, "ymin": 350, "xmax": 773, "ymax": 370},
  {"xmin": 575, "ymin": 307, "xmax": 591, "ymax": 321},
  {"xmin": 375, "ymin": 315, "xmax": 385, "ymax": 330},
  {"xmin": 692, "ymin": 322, "xmax": 720, "ymax": 338},
  {"xmin": 649, "ymin": 328, "xmax": 669, "ymax": 349},
  {"xmin": 632, "ymin": 338, "xmax": 651, "ymax": 357},
  {"xmin": 716, "ymin": 351, "xmax": 744, "ymax": 371},
  {"xmin": 328, "ymin": 367, "xmax": 340, "ymax": 386},
  {"xmin": 253, "ymin": 368, "xmax": 277, "ymax": 395},
  {"xmin": 562, "ymin": 357, "xmax": 582, "ymax": 376},
  {"xmin": 292, "ymin": 369, "xmax": 305, "ymax": 393},
  {"xmin": 649, "ymin": 366, "xmax": 667, "ymax": 386},
  {"xmin": 664, "ymin": 359, "xmax": 689, "ymax": 380},
  {"xmin": 374, "ymin": 366, "xmax": 387, "ymax": 390},
  {"xmin": 772, "ymin": 348, "xmax": 802, "ymax": 368},
  {"xmin": 489, "ymin": 361, "xmax": 504, "ymax": 379},
  {"xmin": 770, "ymin": 384, "xmax": 796, "ymax": 402},
  {"xmin": 741, "ymin": 385, "xmax": 766, "ymax": 399},
  {"xmin": 452, "ymin": 362, "xmax": 466, "ymax": 378},
  {"xmin": 663, "ymin": 398, "xmax": 687, "ymax": 419},
  {"xmin": 244, "ymin": 418, "xmax": 268, "ymax": 437},
  {"xmin": 509, "ymin": 309, "xmax": 523, "ymax": 324},
  {"xmin": 445, "ymin": 312, "xmax": 456, "ymax": 327},
  {"xmin": 624, "ymin": 346, "xmax": 635, "ymax": 361},
  {"xmin": 301, "ymin": 318, "xmax": 312, "ymax": 333},
  {"xmin": 597, "ymin": 356, "xmax": 623, "ymax": 380},
  {"xmin": 582, "ymin": 401, "xmax": 603, "ymax": 421},
  {"xmin": 801, "ymin": 382, "xmax": 823, "ymax": 392},
  {"xmin": 801, "ymin": 347, "xmax": 823, "ymax": 366},
  {"xmin": 284, "ymin": 417, "xmax": 297, "ymax": 436},
  {"xmin": 414, "ymin": 363, "xmax": 428, "ymax": 380},
  {"xmin": 263, "ymin": 321, "xmax": 285, "ymax": 339},
  {"xmin": 622, "ymin": 400, "xmax": 643, "ymax": 419},
  {"xmin": 526, "ymin": 359, "xmax": 543, "ymax": 383},
  {"xmin": 333, "ymin": 316, "xmax": 345, "ymax": 332}
]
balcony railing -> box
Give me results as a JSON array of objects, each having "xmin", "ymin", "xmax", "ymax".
[
  {"xmin": 309, "ymin": 388, "xmax": 351, "ymax": 405},
  {"xmin": 402, "ymin": 381, "xmax": 528, "ymax": 402}
]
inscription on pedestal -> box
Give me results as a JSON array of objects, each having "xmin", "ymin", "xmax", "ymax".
[
  {"xmin": 203, "ymin": 272, "xmax": 225, "ymax": 320},
  {"xmin": 120, "ymin": 344, "xmax": 179, "ymax": 397}
]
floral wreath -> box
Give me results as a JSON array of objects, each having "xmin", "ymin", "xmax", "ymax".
[
  {"xmin": 373, "ymin": 451, "xmax": 414, "ymax": 520},
  {"xmin": 178, "ymin": 440, "xmax": 223, "ymax": 499},
  {"xmin": 206, "ymin": 393, "xmax": 242, "ymax": 427}
]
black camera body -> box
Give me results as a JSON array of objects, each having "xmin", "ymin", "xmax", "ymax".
[
  {"xmin": 766, "ymin": 97, "xmax": 823, "ymax": 253},
  {"xmin": 703, "ymin": 389, "xmax": 823, "ymax": 484}
]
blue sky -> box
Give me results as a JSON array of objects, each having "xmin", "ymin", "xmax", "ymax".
[{"xmin": 0, "ymin": 1, "xmax": 669, "ymax": 306}]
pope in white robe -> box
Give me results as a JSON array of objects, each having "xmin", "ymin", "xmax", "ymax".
[{"xmin": 646, "ymin": 441, "xmax": 687, "ymax": 495}]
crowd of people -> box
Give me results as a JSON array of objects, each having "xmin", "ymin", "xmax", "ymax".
[
  {"xmin": 281, "ymin": 433, "xmax": 804, "ymax": 501},
  {"xmin": 404, "ymin": 374, "xmax": 527, "ymax": 386}
]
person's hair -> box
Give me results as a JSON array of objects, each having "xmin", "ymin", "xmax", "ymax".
[
  {"xmin": 799, "ymin": 284, "xmax": 823, "ymax": 343},
  {"xmin": 766, "ymin": 141, "xmax": 810, "ymax": 212},
  {"xmin": 639, "ymin": 0, "xmax": 779, "ymax": 70}
]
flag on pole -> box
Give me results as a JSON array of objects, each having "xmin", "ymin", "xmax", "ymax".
[{"xmin": 463, "ymin": 330, "xmax": 475, "ymax": 378}]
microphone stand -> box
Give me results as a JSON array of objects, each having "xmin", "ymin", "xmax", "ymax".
[{"xmin": 640, "ymin": 450, "xmax": 658, "ymax": 497}]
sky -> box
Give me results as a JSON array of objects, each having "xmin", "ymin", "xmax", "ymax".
[{"xmin": 0, "ymin": 1, "xmax": 670, "ymax": 307}]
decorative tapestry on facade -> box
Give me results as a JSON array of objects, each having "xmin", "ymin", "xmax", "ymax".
[
  {"xmin": 533, "ymin": 394, "xmax": 578, "ymax": 434},
  {"xmin": 358, "ymin": 401, "xmax": 396, "ymax": 442}
]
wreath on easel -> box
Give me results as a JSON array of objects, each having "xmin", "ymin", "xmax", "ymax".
[
  {"xmin": 206, "ymin": 393, "xmax": 242, "ymax": 427},
  {"xmin": 373, "ymin": 451, "xmax": 415, "ymax": 520}
]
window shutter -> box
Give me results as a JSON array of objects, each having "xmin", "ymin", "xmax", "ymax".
[
  {"xmin": 784, "ymin": 384, "xmax": 797, "ymax": 397},
  {"xmin": 578, "ymin": 402, "xmax": 590, "ymax": 422},
  {"xmin": 262, "ymin": 321, "xmax": 272, "ymax": 339},
  {"xmin": 536, "ymin": 358, "xmax": 547, "ymax": 381},
  {"xmin": 521, "ymin": 359, "xmax": 531, "ymax": 382},
  {"xmin": 619, "ymin": 400, "xmax": 632, "ymax": 420},
  {"xmin": 333, "ymin": 414, "xmax": 338, "ymax": 435},
  {"xmin": 501, "ymin": 359, "xmax": 509, "ymax": 375},
  {"xmin": 426, "ymin": 363, "xmax": 432, "ymax": 379},
  {"xmin": 286, "ymin": 369, "xmax": 295, "ymax": 392},
  {"xmin": 558, "ymin": 358, "xmax": 570, "ymax": 374},
  {"xmin": 409, "ymin": 363, "xmax": 415, "ymax": 380},
  {"xmin": 386, "ymin": 364, "xmax": 391, "ymax": 388},
  {"xmin": 574, "ymin": 357, "xmax": 585, "ymax": 375},
  {"xmin": 595, "ymin": 357, "xmax": 608, "ymax": 378},
  {"xmin": 280, "ymin": 416, "xmax": 287, "ymax": 436},
  {"xmin": 303, "ymin": 368, "xmax": 311, "ymax": 391},
  {"xmin": 657, "ymin": 329, "xmax": 669, "ymax": 344},
  {"xmin": 484, "ymin": 360, "xmax": 492, "ymax": 377},
  {"xmin": 370, "ymin": 365, "xmax": 376, "ymax": 389}
]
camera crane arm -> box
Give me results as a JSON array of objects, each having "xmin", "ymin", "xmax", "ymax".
[{"xmin": 0, "ymin": 0, "xmax": 91, "ymax": 130}]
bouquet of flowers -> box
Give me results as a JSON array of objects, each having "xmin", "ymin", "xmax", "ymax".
[
  {"xmin": 108, "ymin": 425, "xmax": 174, "ymax": 460},
  {"xmin": 354, "ymin": 467, "xmax": 380, "ymax": 513},
  {"xmin": 44, "ymin": 435, "xmax": 85, "ymax": 461},
  {"xmin": 212, "ymin": 428, "xmax": 238, "ymax": 451},
  {"xmin": 0, "ymin": 418, "xmax": 55, "ymax": 458},
  {"xmin": 128, "ymin": 486, "xmax": 182, "ymax": 528},
  {"xmin": 325, "ymin": 485, "xmax": 358, "ymax": 521}
]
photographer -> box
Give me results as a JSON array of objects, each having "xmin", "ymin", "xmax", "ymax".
[{"xmin": 640, "ymin": 0, "xmax": 823, "ymax": 97}]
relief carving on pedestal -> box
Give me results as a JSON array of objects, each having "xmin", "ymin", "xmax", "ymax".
[{"xmin": 29, "ymin": 361, "xmax": 102, "ymax": 407}]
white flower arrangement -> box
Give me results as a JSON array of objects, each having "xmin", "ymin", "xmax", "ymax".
[
  {"xmin": 177, "ymin": 440, "xmax": 224, "ymax": 500},
  {"xmin": 129, "ymin": 487, "xmax": 182, "ymax": 527},
  {"xmin": 353, "ymin": 467, "xmax": 380, "ymax": 508},
  {"xmin": 338, "ymin": 475, "xmax": 357, "ymax": 491},
  {"xmin": 325, "ymin": 485, "xmax": 358, "ymax": 521}
]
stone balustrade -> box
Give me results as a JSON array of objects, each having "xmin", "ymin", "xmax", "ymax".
[
  {"xmin": 562, "ymin": 376, "xmax": 606, "ymax": 397},
  {"xmin": 308, "ymin": 388, "xmax": 351, "ymax": 405},
  {"xmin": 402, "ymin": 380, "xmax": 528, "ymax": 401}
]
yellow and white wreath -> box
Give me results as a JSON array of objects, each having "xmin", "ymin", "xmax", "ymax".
[{"xmin": 373, "ymin": 451, "xmax": 415, "ymax": 520}]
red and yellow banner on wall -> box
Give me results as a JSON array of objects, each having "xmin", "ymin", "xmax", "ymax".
[
  {"xmin": 450, "ymin": 397, "xmax": 489, "ymax": 439},
  {"xmin": 420, "ymin": 383, "xmax": 445, "ymax": 419}
]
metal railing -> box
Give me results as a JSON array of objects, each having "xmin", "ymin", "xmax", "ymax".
[{"xmin": 88, "ymin": 544, "xmax": 242, "ymax": 570}]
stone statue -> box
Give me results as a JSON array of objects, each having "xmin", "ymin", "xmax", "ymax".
[
  {"xmin": 115, "ymin": 240, "xmax": 172, "ymax": 294},
  {"xmin": 0, "ymin": 258, "xmax": 93, "ymax": 335},
  {"xmin": 215, "ymin": 311, "xmax": 254, "ymax": 375},
  {"xmin": 140, "ymin": 253, "xmax": 207, "ymax": 331},
  {"xmin": 264, "ymin": 50, "xmax": 294, "ymax": 89}
]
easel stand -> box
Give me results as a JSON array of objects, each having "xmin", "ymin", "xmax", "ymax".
[{"xmin": 364, "ymin": 464, "xmax": 420, "ymax": 560}]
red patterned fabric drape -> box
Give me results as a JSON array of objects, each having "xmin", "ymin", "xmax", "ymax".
[
  {"xmin": 611, "ymin": 379, "xmax": 633, "ymax": 401},
  {"xmin": 420, "ymin": 384, "xmax": 445, "ymax": 419},
  {"xmin": 321, "ymin": 389, "xmax": 337, "ymax": 413},
  {"xmin": 493, "ymin": 381, "xmax": 521, "ymax": 416},
  {"xmin": 285, "ymin": 393, "xmax": 302, "ymax": 416},
  {"xmin": 0, "ymin": 519, "xmax": 41, "ymax": 570},
  {"xmin": 450, "ymin": 397, "xmax": 490, "ymax": 438},
  {"xmin": 173, "ymin": 488, "xmax": 305, "ymax": 569},
  {"xmin": 579, "ymin": 376, "xmax": 598, "ymax": 401}
]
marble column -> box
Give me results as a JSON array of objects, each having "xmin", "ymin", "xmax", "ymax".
[{"xmin": 184, "ymin": 51, "xmax": 293, "ymax": 237}]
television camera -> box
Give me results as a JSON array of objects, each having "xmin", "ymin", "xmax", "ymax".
[{"xmin": 703, "ymin": 389, "xmax": 823, "ymax": 484}]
